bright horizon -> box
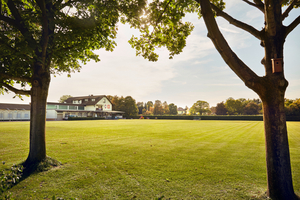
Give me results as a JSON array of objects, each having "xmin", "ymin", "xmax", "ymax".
[{"xmin": 1, "ymin": 1, "xmax": 299, "ymax": 108}]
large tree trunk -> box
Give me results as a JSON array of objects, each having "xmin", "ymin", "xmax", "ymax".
[
  {"xmin": 198, "ymin": 0, "xmax": 298, "ymax": 198},
  {"xmin": 24, "ymin": 63, "xmax": 50, "ymax": 167},
  {"xmin": 259, "ymin": 77, "xmax": 297, "ymax": 200}
]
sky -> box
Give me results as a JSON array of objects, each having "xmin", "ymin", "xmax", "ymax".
[{"xmin": 1, "ymin": 1, "xmax": 300, "ymax": 108}]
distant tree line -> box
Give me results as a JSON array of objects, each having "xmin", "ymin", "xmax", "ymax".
[
  {"xmin": 106, "ymin": 95, "xmax": 139, "ymax": 118},
  {"xmin": 136, "ymin": 100, "xmax": 178, "ymax": 116},
  {"xmin": 213, "ymin": 98, "xmax": 262, "ymax": 116},
  {"xmin": 285, "ymin": 99, "xmax": 300, "ymax": 116},
  {"xmin": 59, "ymin": 95, "xmax": 300, "ymax": 117}
]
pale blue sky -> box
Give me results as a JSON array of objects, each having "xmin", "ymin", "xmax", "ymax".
[{"xmin": 1, "ymin": 1, "xmax": 299, "ymax": 108}]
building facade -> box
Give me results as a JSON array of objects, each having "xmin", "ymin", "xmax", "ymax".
[
  {"xmin": 46, "ymin": 95, "xmax": 124, "ymax": 120},
  {"xmin": 0, "ymin": 95, "xmax": 124, "ymax": 121},
  {"xmin": 0, "ymin": 103, "xmax": 31, "ymax": 121}
]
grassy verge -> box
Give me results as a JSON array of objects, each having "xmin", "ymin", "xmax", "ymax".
[{"xmin": 0, "ymin": 120, "xmax": 299, "ymax": 199}]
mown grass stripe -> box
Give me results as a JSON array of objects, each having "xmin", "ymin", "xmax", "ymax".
[{"xmin": 0, "ymin": 120, "xmax": 299, "ymax": 199}]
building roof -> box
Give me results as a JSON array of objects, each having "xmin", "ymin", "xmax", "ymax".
[
  {"xmin": 47, "ymin": 102, "xmax": 82, "ymax": 106},
  {"xmin": 64, "ymin": 95, "xmax": 111, "ymax": 106},
  {"xmin": 55, "ymin": 110, "xmax": 124, "ymax": 114},
  {"xmin": 0, "ymin": 103, "xmax": 30, "ymax": 110}
]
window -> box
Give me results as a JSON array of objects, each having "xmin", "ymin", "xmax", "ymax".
[
  {"xmin": 17, "ymin": 113, "xmax": 21, "ymax": 118},
  {"xmin": 47, "ymin": 105, "xmax": 57, "ymax": 109},
  {"xmin": 78, "ymin": 106, "xmax": 84, "ymax": 110},
  {"xmin": 92, "ymin": 99, "xmax": 95, "ymax": 101},
  {"xmin": 69, "ymin": 106, "xmax": 77, "ymax": 110},
  {"xmin": 58, "ymin": 105, "xmax": 68, "ymax": 109},
  {"xmin": 85, "ymin": 99, "xmax": 88, "ymax": 101},
  {"xmin": 0, "ymin": 113, "xmax": 3, "ymax": 118},
  {"xmin": 103, "ymin": 99, "xmax": 106, "ymax": 103},
  {"xmin": 8, "ymin": 113, "xmax": 13, "ymax": 118},
  {"xmin": 24, "ymin": 113, "xmax": 29, "ymax": 118}
]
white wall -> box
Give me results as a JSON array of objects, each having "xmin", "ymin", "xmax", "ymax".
[
  {"xmin": 96, "ymin": 97, "xmax": 112, "ymax": 111},
  {"xmin": 0, "ymin": 110, "xmax": 30, "ymax": 120},
  {"xmin": 46, "ymin": 110, "xmax": 57, "ymax": 119},
  {"xmin": 85, "ymin": 105, "xmax": 95, "ymax": 111}
]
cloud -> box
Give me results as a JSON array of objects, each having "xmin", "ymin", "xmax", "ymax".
[{"xmin": 219, "ymin": 27, "xmax": 240, "ymax": 34}]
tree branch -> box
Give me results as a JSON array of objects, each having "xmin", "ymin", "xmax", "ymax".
[
  {"xmin": 285, "ymin": 15, "xmax": 300, "ymax": 37},
  {"xmin": 210, "ymin": 3, "xmax": 262, "ymax": 40},
  {"xmin": 242, "ymin": 0, "xmax": 265, "ymax": 13},
  {"xmin": 36, "ymin": 0, "xmax": 49, "ymax": 65},
  {"xmin": 2, "ymin": 82, "xmax": 31, "ymax": 95},
  {"xmin": 1, "ymin": 73, "xmax": 32, "ymax": 83},
  {"xmin": 6, "ymin": 0, "xmax": 36, "ymax": 45},
  {"xmin": 197, "ymin": 0, "xmax": 262, "ymax": 92},
  {"xmin": 0, "ymin": 15, "xmax": 18, "ymax": 27},
  {"xmin": 282, "ymin": 0, "xmax": 298, "ymax": 21}
]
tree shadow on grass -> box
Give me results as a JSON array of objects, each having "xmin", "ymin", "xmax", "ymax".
[
  {"xmin": 21, "ymin": 156, "xmax": 61, "ymax": 178},
  {"xmin": 247, "ymin": 191, "xmax": 300, "ymax": 200}
]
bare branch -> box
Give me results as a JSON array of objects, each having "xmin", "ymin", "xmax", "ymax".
[
  {"xmin": 198, "ymin": 0, "xmax": 262, "ymax": 92},
  {"xmin": 242, "ymin": 0, "xmax": 264, "ymax": 13},
  {"xmin": 210, "ymin": 3, "xmax": 262, "ymax": 40},
  {"xmin": 285, "ymin": 15, "xmax": 300, "ymax": 37},
  {"xmin": 282, "ymin": 0, "xmax": 298, "ymax": 21},
  {"xmin": 2, "ymin": 82, "xmax": 31, "ymax": 95}
]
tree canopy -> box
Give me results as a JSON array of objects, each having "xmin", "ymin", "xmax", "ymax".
[
  {"xmin": 189, "ymin": 100, "xmax": 210, "ymax": 115},
  {"xmin": 0, "ymin": 0, "xmax": 146, "ymax": 94},
  {"xmin": 0, "ymin": 0, "xmax": 146, "ymax": 167}
]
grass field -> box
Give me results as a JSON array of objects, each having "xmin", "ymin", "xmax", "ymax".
[{"xmin": 0, "ymin": 120, "xmax": 300, "ymax": 199}]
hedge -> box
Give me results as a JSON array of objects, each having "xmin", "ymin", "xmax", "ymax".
[
  {"xmin": 133, "ymin": 115, "xmax": 300, "ymax": 121},
  {"xmin": 67, "ymin": 117, "xmax": 106, "ymax": 120}
]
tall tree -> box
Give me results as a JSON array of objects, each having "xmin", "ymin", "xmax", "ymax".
[
  {"xmin": 153, "ymin": 100, "xmax": 164, "ymax": 115},
  {"xmin": 190, "ymin": 100, "xmax": 210, "ymax": 115},
  {"xmin": 168, "ymin": 103, "xmax": 178, "ymax": 115},
  {"xmin": 123, "ymin": 96, "xmax": 139, "ymax": 118},
  {"xmin": 0, "ymin": 0, "xmax": 145, "ymax": 167},
  {"xmin": 243, "ymin": 101, "xmax": 260, "ymax": 115},
  {"xmin": 162, "ymin": 101, "xmax": 170, "ymax": 115},
  {"xmin": 131, "ymin": 0, "xmax": 300, "ymax": 198},
  {"xmin": 146, "ymin": 101, "xmax": 154, "ymax": 111},
  {"xmin": 225, "ymin": 97, "xmax": 243, "ymax": 115},
  {"xmin": 215, "ymin": 102, "xmax": 227, "ymax": 115},
  {"xmin": 137, "ymin": 101, "xmax": 144, "ymax": 114},
  {"xmin": 58, "ymin": 95, "xmax": 72, "ymax": 103}
]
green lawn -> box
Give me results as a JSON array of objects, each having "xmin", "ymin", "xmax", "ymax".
[{"xmin": 1, "ymin": 120, "xmax": 299, "ymax": 199}]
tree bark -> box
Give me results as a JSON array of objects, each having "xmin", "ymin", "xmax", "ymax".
[
  {"xmin": 259, "ymin": 77, "xmax": 297, "ymax": 200},
  {"xmin": 24, "ymin": 63, "xmax": 50, "ymax": 167}
]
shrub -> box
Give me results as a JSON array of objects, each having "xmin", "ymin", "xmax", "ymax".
[{"xmin": 0, "ymin": 163, "xmax": 23, "ymax": 194}]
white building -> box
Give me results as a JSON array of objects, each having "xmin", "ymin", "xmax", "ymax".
[
  {"xmin": 0, "ymin": 95, "xmax": 124, "ymax": 121},
  {"xmin": 0, "ymin": 103, "xmax": 30, "ymax": 121},
  {"xmin": 46, "ymin": 95, "xmax": 124, "ymax": 120}
]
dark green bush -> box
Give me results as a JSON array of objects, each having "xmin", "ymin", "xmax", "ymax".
[
  {"xmin": 134, "ymin": 115, "xmax": 299, "ymax": 121},
  {"xmin": 67, "ymin": 117, "xmax": 105, "ymax": 120}
]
